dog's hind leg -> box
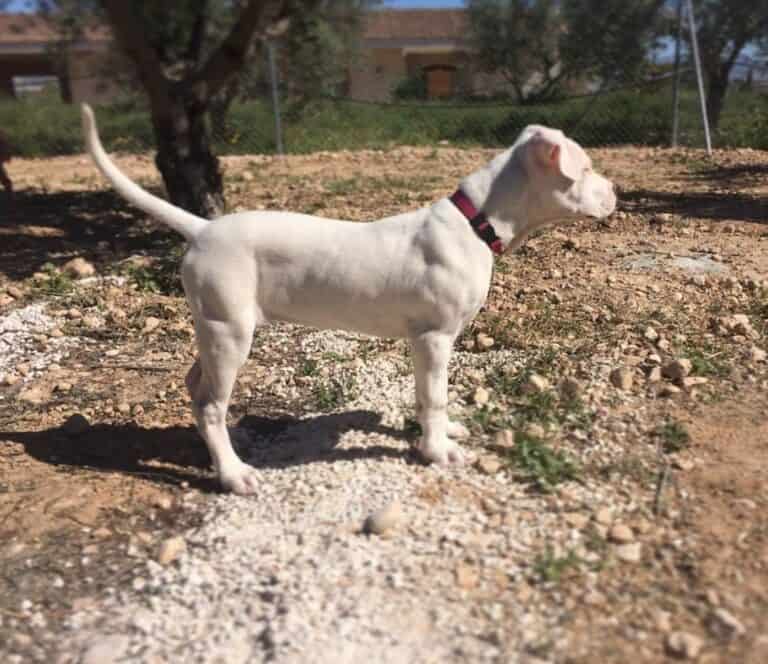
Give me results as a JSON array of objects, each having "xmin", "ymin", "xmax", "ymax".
[
  {"xmin": 411, "ymin": 332, "xmax": 466, "ymax": 465},
  {"xmin": 190, "ymin": 315, "xmax": 260, "ymax": 495}
]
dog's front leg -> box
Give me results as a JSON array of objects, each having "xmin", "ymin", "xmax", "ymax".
[{"xmin": 411, "ymin": 332, "xmax": 466, "ymax": 465}]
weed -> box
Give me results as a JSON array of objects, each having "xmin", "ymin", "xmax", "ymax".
[
  {"xmin": 125, "ymin": 254, "xmax": 183, "ymax": 296},
  {"xmin": 654, "ymin": 419, "xmax": 691, "ymax": 454},
  {"xmin": 505, "ymin": 432, "xmax": 580, "ymax": 492},
  {"xmin": 313, "ymin": 372, "xmax": 357, "ymax": 411},
  {"xmin": 32, "ymin": 263, "xmax": 74, "ymax": 295},
  {"xmin": 299, "ymin": 358, "xmax": 319, "ymax": 376},
  {"xmin": 533, "ymin": 546, "xmax": 581, "ymax": 584},
  {"xmin": 325, "ymin": 178, "xmax": 359, "ymax": 196},
  {"xmin": 683, "ymin": 344, "xmax": 728, "ymax": 378}
]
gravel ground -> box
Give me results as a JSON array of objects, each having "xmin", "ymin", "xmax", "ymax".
[{"xmin": 45, "ymin": 323, "xmax": 628, "ymax": 664}]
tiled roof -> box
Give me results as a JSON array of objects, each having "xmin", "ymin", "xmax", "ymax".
[{"xmin": 363, "ymin": 9, "xmax": 468, "ymax": 41}]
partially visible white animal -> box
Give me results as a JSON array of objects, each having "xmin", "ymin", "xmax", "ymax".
[{"xmin": 81, "ymin": 104, "xmax": 616, "ymax": 494}]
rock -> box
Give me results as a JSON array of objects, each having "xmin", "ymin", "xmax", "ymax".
[
  {"xmin": 646, "ymin": 366, "xmax": 662, "ymax": 383},
  {"xmin": 615, "ymin": 542, "xmax": 642, "ymax": 563},
  {"xmin": 610, "ymin": 367, "xmax": 634, "ymax": 391},
  {"xmin": 682, "ymin": 376, "xmax": 708, "ymax": 389},
  {"xmin": 658, "ymin": 383, "xmax": 682, "ymax": 397},
  {"xmin": 157, "ymin": 535, "xmax": 187, "ymax": 565},
  {"xmin": 6, "ymin": 285, "xmax": 23, "ymax": 299},
  {"xmin": 80, "ymin": 634, "xmax": 131, "ymax": 664},
  {"xmin": 710, "ymin": 608, "xmax": 746, "ymax": 637},
  {"xmin": 472, "ymin": 386, "xmax": 490, "ymax": 406},
  {"xmin": 476, "ymin": 333, "xmax": 495, "ymax": 350},
  {"xmin": 476, "ymin": 455, "xmax": 503, "ymax": 475},
  {"xmin": 143, "ymin": 316, "xmax": 161, "ymax": 334},
  {"xmin": 564, "ymin": 512, "xmax": 590, "ymax": 529},
  {"xmin": 62, "ymin": 413, "xmax": 90, "ymax": 435},
  {"xmin": 0, "ymin": 294, "xmax": 13, "ymax": 307},
  {"xmin": 663, "ymin": 359, "xmax": 693, "ymax": 382},
  {"xmin": 493, "ymin": 429, "xmax": 515, "ymax": 449},
  {"xmin": 117, "ymin": 402, "xmax": 131, "ymax": 415},
  {"xmin": 748, "ymin": 346, "xmax": 767, "ymax": 363},
  {"xmin": 609, "ymin": 523, "xmax": 635, "ymax": 543},
  {"xmin": 54, "ymin": 381, "xmax": 72, "ymax": 393},
  {"xmin": 62, "ymin": 257, "xmax": 96, "ymax": 278},
  {"xmin": 455, "ymin": 562, "xmax": 480, "ymax": 590},
  {"xmin": 666, "ymin": 631, "xmax": 704, "ymax": 659},
  {"xmin": 559, "ymin": 377, "xmax": 582, "ymax": 400},
  {"xmin": 644, "ymin": 326, "xmax": 659, "ymax": 342},
  {"xmin": 595, "ymin": 507, "xmax": 614, "ymax": 526},
  {"xmin": 672, "ymin": 456, "xmax": 695, "ymax": 471},
  {"xmin": 363, "ymin": 501, "xmax": 403, "ymax": 536},
  {"xmin": 18, "ymin": 385, "xmax": 47, "ymax": 405},
  {"xmin": 522, "ymin": 373, "xmax": 549, "ymax": 394}
]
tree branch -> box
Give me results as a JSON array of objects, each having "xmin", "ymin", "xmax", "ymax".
[
  {"xmin": 192, "ymin": 0, "xmax": 283, "ymax": 100},
  {"xmin": 100, "ymin": 0, "xmax": 170, "ymax": 106}
]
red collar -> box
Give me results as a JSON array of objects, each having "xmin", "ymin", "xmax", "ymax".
[{"xmin": 449, "ymin": 189, "xmax": 503, "ymax": 255}]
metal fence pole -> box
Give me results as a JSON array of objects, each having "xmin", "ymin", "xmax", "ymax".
[
  {"xmin": 685, "ymin": 0, "xmax": 712, "ymax": 155},
  {"xmin": 671, "ymin": 0, "xmax": 684, "ymax": 147},
  {"xmin": 266, "ymin": 41, "xmax": 284, "ymax": 155}
]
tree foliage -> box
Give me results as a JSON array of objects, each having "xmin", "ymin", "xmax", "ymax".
[
  {"xmin": 680, "ymin": 0, "xmax": 768, "ymax": 129},
  {"xmin": 467, "ymin": 0, "xmax": 665, "ymax": 103}
]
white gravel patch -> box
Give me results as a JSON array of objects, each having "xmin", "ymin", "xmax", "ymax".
[
  {"xmin": 0, "ymin": 303, "xmax": 76, "ymax": 388},
  {"xmin": 55, "ymin": 324, "xmax": 643, "ymax": 664}
]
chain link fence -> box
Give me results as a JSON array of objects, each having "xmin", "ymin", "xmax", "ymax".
[{"xmin": 2, "ymin": 58, "xmax": 768, "ymax": 157}]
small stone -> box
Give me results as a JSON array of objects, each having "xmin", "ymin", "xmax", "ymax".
[
  {"xmin": 615, "ymin": 542, "xmax": 642, "ymax": 563},
  {"xmin": 476, "ymin": 455, "xmax": 503, "ymax": 475},
  {"xmin": 609, "ymin": 523, "xmax": 635, "ymax": 543},
  {"xmin": 476, "ymin": 333, "xmax": 495, "ymax": 350},
  {"xmin": 748, "ymin": 346, "xmax": 767, "ymax": 363},
  {"xmin": 18, "ymin": 385, "xmax": 47, "ymax": 404},
  {"xmin": 522, "ymin": 373, "xmax": 549, "ymax": 394},
  {"xmin": 117, "ymin": 402, "xmax": 131, "ymax": 414},
  {"xmin": 682, "ymin": 376, "xmax": 708, "ymax": 389},
  {"xmin": 711, "ymin": 608, "xmax": 746, "ymax": 637},
  {"xmin": 363, "ymin": 501, "xmax": 403, "ymax": 536},
  {"xmin": 62, "ymin": 413, "xmax": 90, "ymax": 435},
  {"xmin": 54, "ymin": 381, "xmax": 72, "ymax": 393},
  {"xmin": 672, "ymin": 456, "xmax": 695, "ymax": 472},
  {"xmin": 610, "ymin": 367, "xmax": 634, "ymax": 391},
  {"xmin": 644, "ymin": 326, "xmax": 659, "ymax": 342},
  {"xmin": 659, "ymin": 383, "xmax": 682, "ymax": 397},
  {"xmin": 493, "ymin": 429, "xmax": 515, "ymax": 449},
  {"xmin": 525, "ymin": 422, "xmax": 546, "ymax": 439},
  {"xmin": 81, "ymin": 635, "xmax": 131, "ymax": 664},
  {"xmin": 559, "ymin": 377, "xmax": 581, "ymax": 400},
  {"xmin": 564, "ymin": 512, "xmax": 590, "ymax": 529},
  {"xmin": 595, "ymin": 507, "xmax": 613, "ymax": 526},
  {"xmin": 6, "ymin": 285, "xmax": 23, "ymax": 299},
  {"xmin": 0, "ymin": 294, "xmax": 13, "ymax": 307},
  {"xmin": 472, "ymin": 386, "xmax": 490, "ymax": 406},
  {"xmin": 455, "ymin": 562, "xmax": 480, "ymax": 590},
  {"xmin": 143, "ymin": 316, "xmax": 161, "ymax": 334},
  {"xmin": 157, "ymin": 536, "xmax": 187, "ymax": 565},
  {"xmin": 62, "ymin": 257, "xmax": 96, "ymax": 278},
  {"xmin": 662, "ymin": 359, "xmax": 693, "ymax": 382},
  {"xmin": 646, "ymin": 366, "xmax": 662, "ymax": 383},
  {"xmin": 666, "ymin": 631, "xmax": 704, "ymax": 659}
]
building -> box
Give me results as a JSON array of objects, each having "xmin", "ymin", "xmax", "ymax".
[{"xmin": 0, "ymin": 9, "xmax": 498, "ymax": 104}]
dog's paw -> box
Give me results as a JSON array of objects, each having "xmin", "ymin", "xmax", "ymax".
[
  {"xmin": 418, "ymin": 437, "xmax": 466, "ymax": 466},
  {"xmin": 446, "ymin": 420, "xmax": 470, "ymax": 439},
  {"xmin": 219, "ymin": 463, "xmax": 260, "ymax": 495}
]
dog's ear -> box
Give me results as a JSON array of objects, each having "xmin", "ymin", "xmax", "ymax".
[{"xmin": 528, "ymin": 130, "xmax": 582, "ymax": 182}]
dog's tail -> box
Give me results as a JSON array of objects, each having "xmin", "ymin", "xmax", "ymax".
[{"xmin": 81, "ymin": 103, "xmax": 208, "ymax": 242}]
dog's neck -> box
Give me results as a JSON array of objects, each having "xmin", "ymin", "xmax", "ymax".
[{"xmin": 457, "ymin": 152, "xmax": 532, "ymax": 253}]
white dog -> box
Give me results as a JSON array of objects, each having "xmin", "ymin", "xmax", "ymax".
[{"xmin": 81, "ymin": 104, "xmax": 615, "ymax": 494}]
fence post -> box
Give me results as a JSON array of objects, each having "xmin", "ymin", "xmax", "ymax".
[
  {"xmin": 266, "ymin": 40, "xmax": 284, "ymax": 156},
  {"xmin": 671, "ymin": 0, "xmax": 684, "ymax": 147},
  {"xmin": 685, "ymin": 0, "xmax": 712, "ymax": 155}
]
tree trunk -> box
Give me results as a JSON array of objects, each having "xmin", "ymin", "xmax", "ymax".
[
  {"xmin": 705, "ymin": 72, "xmax": 728, "ymax": 132},
  {"xmin": 152, "ymin": 96, "xmax": 225, "ymax": 219}
]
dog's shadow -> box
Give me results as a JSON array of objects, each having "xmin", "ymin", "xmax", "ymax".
[{"xmin": 0, "ymin": 410, "xmax": 415, "ymax": 492}]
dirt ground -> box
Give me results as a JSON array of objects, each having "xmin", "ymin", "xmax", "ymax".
[{"xmin": 1, "ymin": 143, "xmax": 767, "ymax": 662}]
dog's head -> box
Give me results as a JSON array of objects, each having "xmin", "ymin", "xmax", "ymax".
[{"xmin": 483, "ymin": 125, "xmax": 617, "ymax": 230}]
